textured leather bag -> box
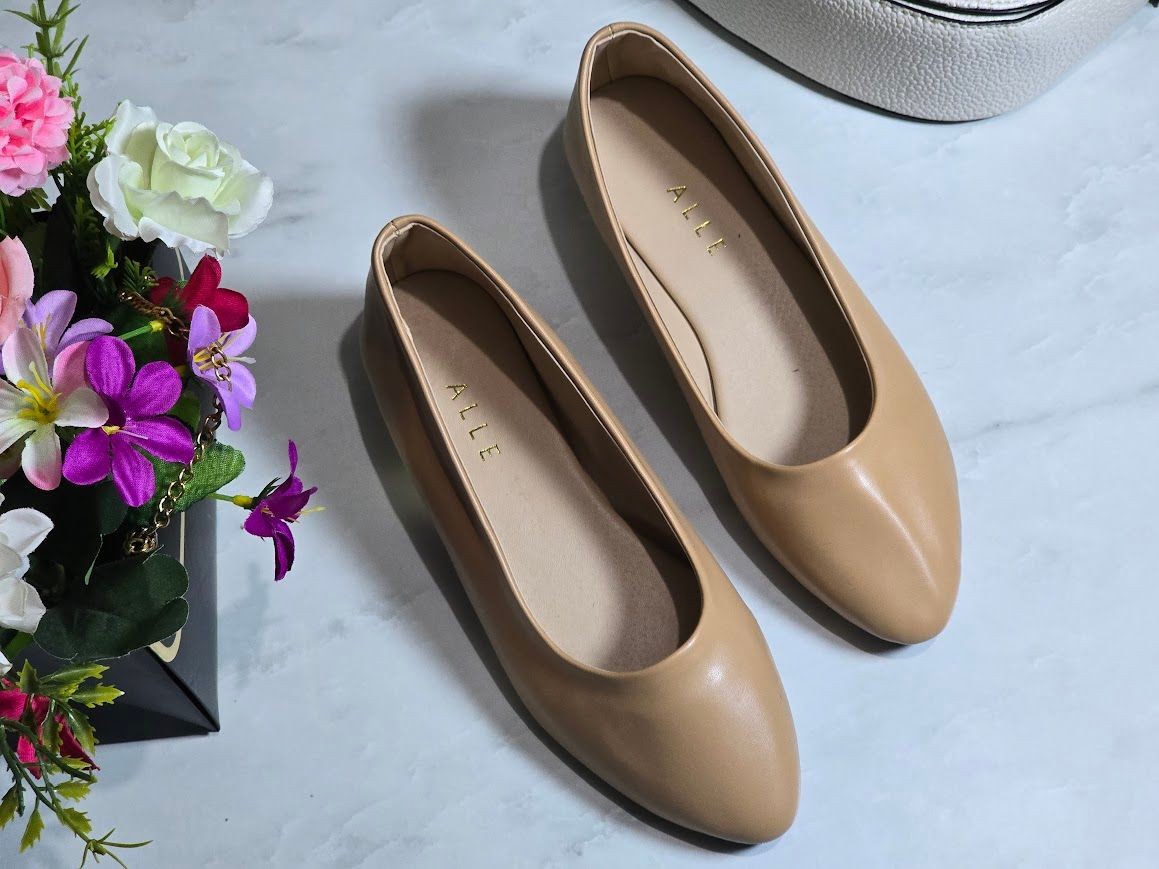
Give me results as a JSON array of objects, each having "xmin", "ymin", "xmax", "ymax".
[{"xmin": 687, "ymin": 0, "xmax": 1148, "ymax": 120}]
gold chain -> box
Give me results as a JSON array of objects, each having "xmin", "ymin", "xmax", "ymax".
[
  {"xmin": 119, "ymin": 288, "xmax": 232, "ymax": 555},
  {"xmin": 119, "ymin": 289, "xmax": 188, "ymax": 338}
]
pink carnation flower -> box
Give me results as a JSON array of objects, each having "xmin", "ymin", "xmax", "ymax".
[{"xmin": 0, "ymin": 51, "xmax": 75, "ymax": 197}]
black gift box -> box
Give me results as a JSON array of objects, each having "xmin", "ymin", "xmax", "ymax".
[
  {"xmin": 24, "ymin": 502, "xmax": 220, "ymax": 743},
  {"xmin": 91, "ymin": 499, "xmax": 219, "ymax": 743}
]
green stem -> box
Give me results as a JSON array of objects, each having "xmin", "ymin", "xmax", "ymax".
[
  {"xmin": 1, "ymin": 631, "xmax": 33, "ymax": 662},
  {"xmin": 116, "ymin": 322, "xmax": 160, "ymax": 342},
  {"xmin": 209, "ymin": 493, "xmax": 253, "ymax": 508},
  {"xmin": 0, "ymin": 736, "xmax": 28, "ymax": 802},
  {"xmin": 0, "ymin": 737, "xmax": 63, "ymax": 834},
  {"xmin": 1, "ymin": 720, "xmax": 96, "ymax": 784},
  {"xmin": 0, "ymin": 722, "xmax": 121, "ymax": 865},
  {"xmin": 1, "ymin": 737, "xmax": 27, "ymax": 817}
]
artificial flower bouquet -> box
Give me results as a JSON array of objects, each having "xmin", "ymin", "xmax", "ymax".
[{"xmin": 0, "ymin": 2, "xmax": 316, "ymax": 862}]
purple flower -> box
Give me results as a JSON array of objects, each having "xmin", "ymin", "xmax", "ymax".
[
  {"xmin": 243, "ymin": 441, "xmax": 316, "ymax": 581},
  {"xmin": 0, "ymin": 289, "xmax": 112, "ymax": 376},
  {"xmin": 187, "ymin": 306, "xmax": 256, "ymax": 431},
  {"xmin": 62, "ymin": 336, "xmax": 194, "ymax": 507}
]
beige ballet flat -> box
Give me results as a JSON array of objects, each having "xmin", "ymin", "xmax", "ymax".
[
  {"xmin": 361, "ymin": 215, "xmax": 799, "ymax": 842},
  {"xmin": 565, "ymin": 23, "xmax": 961, "ymax": 644}
]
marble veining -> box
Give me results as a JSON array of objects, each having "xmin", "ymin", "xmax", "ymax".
[{"xmin": 2, "ymin": 0, "xmax": 1157, "ymax": 866}]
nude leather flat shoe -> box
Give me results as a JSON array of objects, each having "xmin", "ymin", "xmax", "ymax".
[
  {"xmin": 564, "ymin": 23, "xmax": 961, "ymax": 644},
  {"xmin": 361, "ymin": 215, "xmax": 798, "ymax": 842}
]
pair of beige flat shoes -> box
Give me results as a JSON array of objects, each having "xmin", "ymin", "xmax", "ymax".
[{"xmin": 361, "ymin": 23, "xmax": 960, "ymax": 844}]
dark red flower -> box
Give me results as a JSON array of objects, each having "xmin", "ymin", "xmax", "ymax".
[
  {"xmin": 149, "ymin": 255, "xmax": 249, "ymax": 332},
  {"xmin": 0, "ymin": 680, "xmax": 95, "ymax": 777}
]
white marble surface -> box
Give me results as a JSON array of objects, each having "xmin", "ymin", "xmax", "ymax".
[{"xmin": 4, "ymin": 1, "xmax": 1159, "ymax": 866}]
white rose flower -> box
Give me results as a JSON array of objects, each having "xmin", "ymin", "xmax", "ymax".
[
  {"xmin": 0, "ymin": 492, "xmax": 53, "ymax": 644},
  {"xmin": 87, "ymin": 100, "xmax": 274, "ymax": 259}
]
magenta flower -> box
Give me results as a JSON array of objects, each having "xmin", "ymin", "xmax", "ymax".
[
  {"xmin": 243, "ymin": 441, "xmax": 316, "ymax": 581},
  {"xmin": 0, "ymin": 678, "xmax": 95, "ymax": 777},
  {"xmin": 62, "ymin": 337, "xmax": 194, "ymax": 507},
  {"xmin": 0, "ymin": 289, "xmax": 113, "ymax": 376},
  {"xmin": 187, "ymin": 306, "xmax": 256, "ymax": 431}
]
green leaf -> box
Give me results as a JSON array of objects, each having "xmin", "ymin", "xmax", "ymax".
[
  {"xmin": 33, "ymin": 554, "xmax": 189, "ymax": 661},
  {"xmin": 18, "ymin": 660, "xmax": 38, "ymax": 696},
  {"xmin": 41, "ymin": 710, "xmax": 60, "ymax": 753},
  {"xmin": 1, "ymin": 631, "xmax": 33, "ymax": 662},
  {"xmin": 71, "ymin": 684, "xmax": 123, "ymax": 709},
  {"xmin": 0, "ymin": 787, "xmax": 18, "ymax": 829},
  {"xmin": 56, "ymin": 781, "xmax": 91, "ymax": 802},
  {"xmin": 169, "ymin": 389, "xmax": 201, "ymax": 431},
  {"xmin": 177, "ymin": 442, "xmax": 245, "ymax": 508},
  {"xmin": 94, "ymin": 482, "xmax": 128, "ymax": 536},
  {"xmin": 61, "ymin": 807, "xmax": 92, "ymax": 836},
  {"xmin": 58, "ymin": 756, "xmax": 93, "ymax": 774},
  {"xmin": 129, "ymin": 442, "xmax": 245, "ymax": 524},
  {"xmin": 40, "ymin": 663, "xmax": 108, "ymax": 700},
  {"xmin": 62, "ymin": 707, "xmax": 96, "ymax": 756},
  {"xmin": 20, "ymin": 808, "xmax": 43, "ymax": 852}
]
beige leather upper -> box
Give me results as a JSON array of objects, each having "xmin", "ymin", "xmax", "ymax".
[
  {"xmin": 565, "ymin": 23, "xmax": 962, "ymax": 644},
  {"xmin": 361, "ymin": 216, "xmax": 799, "ymax": 842}
]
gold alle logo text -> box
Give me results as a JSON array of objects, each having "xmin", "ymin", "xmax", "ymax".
[
  {"xmin": 666, "ymin": 185, "xmax": 726, "ymax": 255},
  {"xmin": 446, "ymin": 384, "xmax": 501, "ymax": 461}
]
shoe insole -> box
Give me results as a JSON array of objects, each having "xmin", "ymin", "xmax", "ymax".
[
  {"xmin": 395, "ymin": 269, "xmax": 698, "ymax": 672},
  {"xmin": 590, "ymin": 76, "xmax": 870, "ymax": 466}
]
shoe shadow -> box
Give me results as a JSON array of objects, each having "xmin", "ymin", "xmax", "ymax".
[
  {"xmin": 338, "ymin": 320, "xmax": 757, "ymax": 854},
  {"xmin": 209, "ymin": 285, "xmax": 738, "ymax": 847},
  {"xmin": 535, "ymin": 119, "xmax": 897, "ymax": 655}
]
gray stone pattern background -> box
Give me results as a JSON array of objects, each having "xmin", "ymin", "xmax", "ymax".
[{"xmin": 2, "ymin": 1, "xmax": 1156, "ymax": 866}]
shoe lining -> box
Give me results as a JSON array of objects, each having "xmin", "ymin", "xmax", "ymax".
[
  {"xmin": 395, "ymin": 268, "xmax": 699, "ymax": 671},
  {"xmin": 589, "ymin": 75, "xmax": 871, "ymax": 465}
]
